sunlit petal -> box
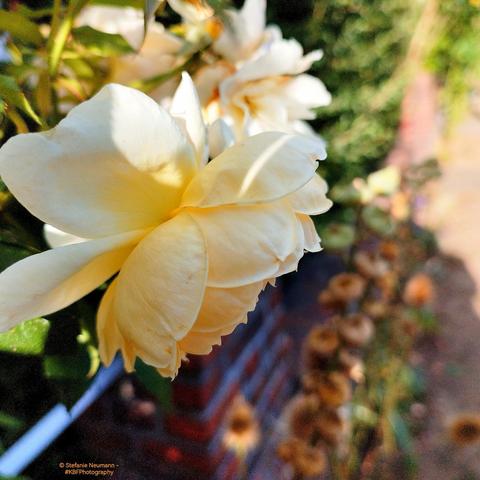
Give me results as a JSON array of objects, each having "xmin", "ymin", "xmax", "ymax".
[
  {"xmin": 181, "ymin": 132, "xmax": 325, "ymax": 208},
  {"xmin": 288, "ymin": 174, "xmax": 333, "ymax": 215},
  {"xmin": 97, "ymin": 278, "xmax": 123, "ymax": 366},
  {"xmin": 0, "ymin": 229, "xmax": 146, "ymax": 332},
  {"xmin": 171, "ymin": 72, "xmax": 208, "ymax": 165},
  {"xmin": 44, "ymin": 224, "xmax": 87, "ymax": 248},
  {"xmin": 214, "ymin": 0, "xmax": 266, "ymax": 62},
  {"xmin": 297, "ymin": 214, "xmax": 322, "ymax": 253},
  {"xmin": 113, "ymin": 213, "xmax": 208, "ymax": 368},
  {"xmin": 193, "ymin": 281, "xmax": 266, "ymax": 332},
  {"xmin": 0, "ymin": 84, "xmax": 196, "ymax": 238},
  {"xmin": 190, "ymin": 202, "xmax": 299, "ymax": 288},
  {"xmin": 208, "ymin": 118, "xmax": 235, "ymax": 158}
]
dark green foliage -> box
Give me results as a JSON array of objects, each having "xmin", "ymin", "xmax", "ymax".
[
  {"xmin": 269, "ymin": 0, "xmax": 419, "ymax": 184},
  {"xmin": 425, "ymin": 0, "xmax": 480, "ymax": 128}
]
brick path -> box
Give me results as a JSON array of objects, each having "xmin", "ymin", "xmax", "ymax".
[{"xmin": 415, "ymin": 109, "xmax": 480, "ymax": 479}]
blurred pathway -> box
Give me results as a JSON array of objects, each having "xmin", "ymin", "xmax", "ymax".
[{"xmin": 415, "ymin": 108, "xmax": 480, "ymax": 478}]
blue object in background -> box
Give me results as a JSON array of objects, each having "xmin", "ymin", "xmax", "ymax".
[{"xmin": 0, "ymin": 357, "xmax": 124, "ymax": 477}]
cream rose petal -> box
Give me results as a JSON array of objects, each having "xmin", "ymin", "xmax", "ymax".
[
  {"xmin": 192, "ymin": 280, "xmax": 266, "ymax": 333},
  {"xmin": 275, "ymin": 213, "xmax": 308, "ymax": 276},
  {"xmin": 157, "ymin": 345, "xmax": 186, "ymax": 378},
  {"xmin": 194, "ymin": 63, "xmax": 233, "ymax": 106},
  {"xmin": 44, "ymin": 224, "xmax": 87, "ymax": 248},
  {"xmin": 189, "ymin": 202, "xmax": 299, "ymax": 288},
  {"xmin": 97, "ymin": 278, "xmax": 152, "ymax": 372},
  {"xmin": 0, "ymin": 229, "xmax": 146, "ymax": 332},
  {"xmin": 207, "ymin": 118, "xmax": 235, "ymax": 158},
  {"xmin": 178, "ymin": 323, "xmax": 238, "ymax": 355},
  {"xmin": 288, "ymin": 174, "xmax": 333, "ymax": 215},
  {"xmin": 284, "ymin": 74, "xmax": 331, "ymax": 111},
  {"xmin": 112, "ymin": 213, "xmax": 208, "ymax": 369},
  {"xmin": 214, "ymin": 0, "xmax": 266, "ymax": 63},
  {"xmin": 168, "ymin": 0, "xmax": 213, "ymax": 23},
  {"xmin": 181, "ymin": 132, "xmax": 325, "ymax": 208},
  {"xmin": 0, "ymin": 84, "xmax": 196, "ymax": 239},
  {"xmin": 170, "ymin": 72, "xmax": 208, "ymax": 166},
  {"xmin": 228, "ymin": 39, "xmax": 305, "ymax": 84},
  {"xmin": 96, "ymin": 277, "xmax": 123, "ymax": 366},
  {"xmin": 297, "ymin": 214, "xmax": 322, "ymax": 253}
]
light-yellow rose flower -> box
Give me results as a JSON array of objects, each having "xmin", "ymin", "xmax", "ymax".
[
  {"xmin": 0, "ymin": 74, "xmax": 331, "ymax": 377},
  {"xmin": 195, "ymin": 0, "xmax": 331, "ymax": 139}
]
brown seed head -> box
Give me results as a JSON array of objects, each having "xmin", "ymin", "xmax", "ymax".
[
  {"xmin": 223, "ymin": 395, "xmax": 259, "ymax": 455},
  {"xmin": 285, "ymin": 394, "xmax": 320, "ymax": 439},
  {"xmin": 449, "ymin": 414, "xmax": 480, "ymax": 446},
  {"xmin": 338, "ymin": 349, "xmax": 364, "ymax": 382},
  {"xmin": 354, "ymin": 251, "xmax": 389, "ymax": 279},
  {"xmin": 316, "ymin": 371, "xmax": 352, "ymax": 407},
  {"xmin": 318, "ymin": 289, "xmax": 343, "ymax": 310},
  {"xmin": 337, "ymin": 313, "xmax": 375, "ymax": 348},
  {"xmin": 303, "ymin": 325, "xmax": 340, "ymax": 367},
  {"xmin": 315, "ymin": 408, "xmax": 347, "ymax": 447},
  {"xmin": 362, "ymin": 300, "xmax": 388, "ymax": 320},
  {"xmin": 293, "ymin": 442, "xmax": 327, "ymax": 477},
  {"xmin": 328, "ymin": 273, "xmax": 366, "ymax": 302}
]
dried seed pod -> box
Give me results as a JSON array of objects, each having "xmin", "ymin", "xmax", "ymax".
[
  {"xmin": 223, "ymin": 395, "xmax": 260, "ymax": 456},
  {"xmin": 293, "ymin": 442, "xmax": 327, "ymax": 477},
  {"xmin": 337, "ymin": 313, "xmax": 375, "ymax": 348},
  {"xmin": 318, "ymin": 288, "xmax": 344, "ymax": 310},
  {"xmin": 302, "ymin": 324, "xmax": 340, "ymax": 368},
  {"xmin": 315, "ymin": 371, "xmax": 352, "ymax": 407},
  {"xmin": 315, "ymin": 408, "xmax": 347, "ymax": 447},
  {"xmin": 284, "ymin": 394, "xmax": 321, "ymax": 439},
  {"xmin": 277, "ymin": 438, "xmax": 327, "ymax": 477},
  {"xmin": 362, "ymin": 300, "xmax": 388, "ymax": 320},
  {"xmin": 448, "ymin": 414, "xmax": 480, "ymax": 446},
  {"xmin": 328, "ymin": 272, "xmax": 366, "ymax": 303},
  {"xmin": 338, "ymin": 349, "xmax": 364, "ymax": 382},
  {"xmin": 354, "ymin": 251, "xmax": 389, "ymax": 279}
]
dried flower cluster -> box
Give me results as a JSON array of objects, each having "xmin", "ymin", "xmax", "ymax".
[
  {"xmin": 276, "ymin": 308, "xmax": 374, "ymax": 477},
  {"xmin": 278, "ymin": 163, "xmax": 438, "ymax": 478},
  {"xmin": 223, "ymin": 395, "xmax": 260, "ymax": 457}
]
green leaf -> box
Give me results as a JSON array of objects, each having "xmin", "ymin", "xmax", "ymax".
[
  {"xmin": 16, "ymin": 5, "xmax": 55, "ymax": 20},
  {"xmin": 320, "ymin": 222, "xmax": 356, "ymax": 251},
  {"xmin": 43, "ymin": 353, "xmax": 90, "ymax": 380},
  {"xmin": 330, "ymin": 183, "xmax": 363, "ymax": 205},
  {"xmin": 0, "ymin": 242, "xmax": 33, "ymax": 271},
  {"xmin": 0, "ymin": 318, "xmax": 50, "ymax": 356},
  {"xmin": 0, "ymin": 10, "xmax": 43, "ymax": 46},
  {"xmin": 0, "ymin": 74, "xmax": 42, "ymax": 125},
  {"xmin": 361, "ymin": 205, "xmax": 396, "ymax": 237},
  {"xmin": 0, "ymin": 411, "xmax": 24, "ymax": 432},
  {"xmin": 388, "ymin": 410, "xmax": 413, "ymax": 453},
  {"xmin": 134, "ymin": 359, "xmax": 172, "ymax": 411},
  {"xmin": 0, "ymin": 475, "xmax": 30, "ymax": 480},
  {"xmin": 72, "ymin": 26, "xmax": 135, "ymax": 56},
  {"xmin": 63, "ymin": 58, "xmax": 95, "ymax": 79},
  {"xmin": 35, "ymin": 71, "xmax": 52, "ymax": 119}
]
